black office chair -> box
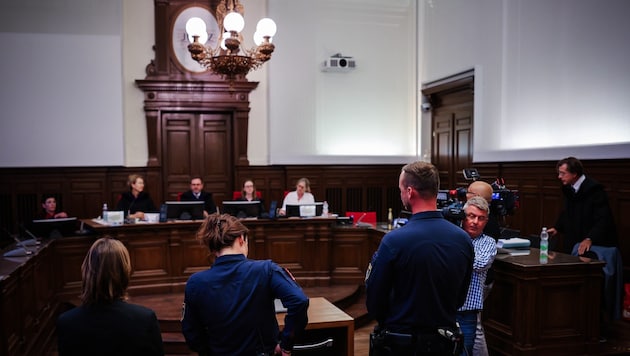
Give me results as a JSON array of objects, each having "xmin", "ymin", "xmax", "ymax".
[{"xmin": 292, "ymin": 338, "xmax": 334, "ymax": 356}]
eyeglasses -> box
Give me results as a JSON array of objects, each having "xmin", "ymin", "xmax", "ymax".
[{"xmin": 465, "ymin": 213, "xmax": 488, "ymax": 222}]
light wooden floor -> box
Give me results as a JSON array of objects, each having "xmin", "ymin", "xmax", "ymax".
[{"xmin": 353, "ymin": 320, "xmax": 376, "ymax": 356}]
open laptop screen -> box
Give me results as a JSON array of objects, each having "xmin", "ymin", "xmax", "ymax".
[{"xmin": 285, "ymin": 203, "xmax": 323, "ymax": 218}]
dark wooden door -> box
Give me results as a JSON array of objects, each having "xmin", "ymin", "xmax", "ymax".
[
  {"xmin": 161, "ymin": 111, "xmax": 233, "ymax": 203},
  {"xmin": 423, "ymin": 74, "xmax": 474, "ymax": 189}
]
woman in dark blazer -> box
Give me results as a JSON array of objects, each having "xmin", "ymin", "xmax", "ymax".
[
  {"xmin": 56, "ymin": 237, "xmax": 164, "ymax": 356},
  {"xmin": 116, "ymin": 174, "xmax": 157, "ymax": 220}
]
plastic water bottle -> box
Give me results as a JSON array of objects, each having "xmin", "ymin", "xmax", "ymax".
[
  {"xmin": 387, "ymin": 208, "xmax": 393, "ymax": 229},
  {"xmin": 322, "ymin": 201, "xmax": 329, "ymax": 216},
  {"xmin": 539, "ymin": 227, "xmax": 549, "ymax": 264},
  {"xmin": 102, "ymin": 203, "xmax": 108, "ymax": 222}
]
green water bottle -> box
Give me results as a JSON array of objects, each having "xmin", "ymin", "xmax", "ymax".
[{"xmin": 539, "ymin": 227, "xmax": 549, "ymax": 264}]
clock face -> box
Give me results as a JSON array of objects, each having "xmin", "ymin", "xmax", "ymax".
[{"xmin": 171, "ymin": 5, "xmax": 220, "ymax": 73}]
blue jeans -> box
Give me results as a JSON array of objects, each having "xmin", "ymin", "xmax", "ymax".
[{"xmin": 456, "ymin": 311, "xmax": 478, "ymax": 356}]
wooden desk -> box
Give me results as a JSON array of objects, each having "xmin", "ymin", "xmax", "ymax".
[
  {"xmin": 0, "ymin": 221, "xmax": 374, "ymax": 356},
  {"xmin": 71, "ymin": 217, "xmax": 370, "ymax": 295},
  {"xmin": 277, "ymin": 297, "xmax": 354, "ymax": 356},
  {"xmin": 0, "ymin": 240, "xmax": 56, "ymax": 356},
  {"xmin": 485, "ymin": 249, "xmax": 605, "ymax": 355}
]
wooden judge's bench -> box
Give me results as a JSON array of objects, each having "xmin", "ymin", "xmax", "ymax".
[
  {"xmin": 0, "ymin": 217, "xmax": 372, "ymax": 355},
  {"xmin": 0, "ymin": 218, "xmax": 605, "ymax": 356}
]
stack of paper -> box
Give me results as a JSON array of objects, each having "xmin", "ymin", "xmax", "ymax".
[{"xmin": 497, "ymin": 237, "xmax": 531, "ymax": 249}]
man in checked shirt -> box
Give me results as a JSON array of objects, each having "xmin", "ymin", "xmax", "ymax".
[{"xmin": 456, "ymin": 196, "xmax": 497, "ymax": 356}]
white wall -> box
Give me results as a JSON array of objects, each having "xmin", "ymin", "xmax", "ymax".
[
  {"xmin": 422, "ymin": 0, "xmax": 630, "ymax": 162},
  {"xmin": 0, "ymin": 0, "xmax": 125, "ymax": 167},
  {"xmin": 3, "ymin": 0, "xmax": 628, "ymax": 168},
  {"xmin": 268, "ymin": 0, "xmax": 419, "ymax": 164}
]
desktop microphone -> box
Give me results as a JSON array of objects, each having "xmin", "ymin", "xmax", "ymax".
[
  {"xmin": 19, "ymin": 224, "xmax": 41, "ymax": 246},
  {"xmin": 3, "ymin": 247, "xmax": 32, "ymax": 257},
  {"xmin": 354, "ymin": 213, "xmax": 372, "ymax": 228},
  {"xmin": 75, "ymin": 220, "xmax": 89, "ymax": 235},
  {"xmin": 3, "ymin": 235, "xmax": 34, "ymax": 257}
]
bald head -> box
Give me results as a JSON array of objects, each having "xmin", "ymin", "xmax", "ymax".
[{"xmin": 467, "ymin": 181, "xmax": 493, "ymax": 203}]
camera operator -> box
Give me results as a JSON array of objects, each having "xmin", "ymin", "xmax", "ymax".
[
  {"xmin": 464, "ymin": 180, "xmax": 499, "ymax": 356},
  {"xmin": 465, "ymin": 181, "xmax": 501, "ymax": 239},
  {"xmin": 366, "ymin": 161, "xmax": 473, "ymax": 355},
  {"xmin": 456, "ymin": 196, "xmax": 497, "ymax": 356}
]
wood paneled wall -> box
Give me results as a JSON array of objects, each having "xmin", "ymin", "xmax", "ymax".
[{"xmin": 1, "ymin": 159, "xmax": 628, "ymax": 277}]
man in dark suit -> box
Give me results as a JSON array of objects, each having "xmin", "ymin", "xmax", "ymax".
[
  {"xmin": 180, "ymin": 177, "xmax": 216, "ymax": 217},
  {"xmin": 548, "ymin": 157, "xmax": 618, "ymax": 254}
]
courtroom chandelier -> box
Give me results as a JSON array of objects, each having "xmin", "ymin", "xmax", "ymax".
[{"xmin": 186, "ymin": 0, "xmax": 277, "ymax": 80}]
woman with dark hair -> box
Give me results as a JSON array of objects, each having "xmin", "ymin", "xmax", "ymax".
[
  {"xmin": 115, "ymin": 174, "xmax": 156, "ymax": 220},
  {"xmin": 239, "ymin": 179, "xmax": 259, "ymax": 201},
  {"xmin": 182, "ymin": 213, "xmax": 309, "ymax": 356},
  {"xmin": 36, "ymin": 194, "xmax": 68, "ymax": 219},
  {"xmin": 56, "ymin": 237, "xmax": 164, "ymax": 356}
]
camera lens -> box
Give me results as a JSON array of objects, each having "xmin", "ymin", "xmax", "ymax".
[{"xmin": 339, "ymin": 58, "xmax": 347, "ymax": 67}]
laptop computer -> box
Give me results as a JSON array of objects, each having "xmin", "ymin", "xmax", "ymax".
[{"xmin": 285, "ymin": 203, "xmax": 324, "ymax": 218}]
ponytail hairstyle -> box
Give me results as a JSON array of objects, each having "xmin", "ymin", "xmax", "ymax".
[{"xmin": 197, "ymin": 213, "xmax": 249, "ymax": 253}]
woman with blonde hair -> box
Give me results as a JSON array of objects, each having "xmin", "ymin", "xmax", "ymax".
[
  {"xmin": 279, "ymin": 177, "xmax": 315, "ymax": 216},
  {"xmin": 115, "ymin": 174, "xmax": 157, "ymax": 220},
  {"xmin": 57, "ymin": 237, "xmax": 163, "ymax": 355}
]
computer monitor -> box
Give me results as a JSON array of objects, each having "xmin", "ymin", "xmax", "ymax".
[
  {"xmin": 222, "ymin": 200, "xmax": 262, "ymax": 218},
  {"xmin": 165, "ymin": 201, "xmax": 205, "ymax": 220},
  {"xmin": 285, "ymin": 203, "xmax": 324, "ymax": 218},
  {"xmin": 30, "ymin": 217, "xmax": 78, "ymax": 238}
]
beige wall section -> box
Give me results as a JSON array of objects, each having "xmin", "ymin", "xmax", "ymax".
[
  {"xmin": 240, "ymin": 0, "xmax": 271, "ymax": 166},
  {"xmin": 122, "ymin": 0, "xmax": 154, "ymax": 167},
  {"xmin": 121, "ymin": 0, "xmax": 270, "ymax": 167}
]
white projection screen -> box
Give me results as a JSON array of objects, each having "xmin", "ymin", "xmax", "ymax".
[{"xmin": 0, "ymin": 0, "xmax": 124, "ymax": 167}]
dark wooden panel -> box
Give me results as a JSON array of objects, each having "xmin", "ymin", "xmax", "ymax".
[
  {"xmin": 486, "ymin": 252, "xmax": 604, "ymax": 355},
  {"xmin": 331, "ymin": 229, "xmax": 371, "ymax": 284},
  {"xmin": 1, "ymin": 159, "xmax": 629, "ymax": 277}
]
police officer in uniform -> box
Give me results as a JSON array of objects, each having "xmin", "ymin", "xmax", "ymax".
[
  {"xmin": 366, "ymin": 161, "xmax": 474, "ymax": 355},
  {"xmin": 182, "ymin": 213, "xmax": 309, "ymax": 356}
]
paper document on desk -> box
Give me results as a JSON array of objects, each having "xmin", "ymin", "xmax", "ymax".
[
  {"xmin": 497, "ymin": 247, "xmax": 531, "ymax": 256},
  {"xmin": 497, "ymin": 237, "xmax": 531, "ymax": 249},
  {"xmin": 274, "ymin": 299, "xmax": 287, "ymax": 313}
]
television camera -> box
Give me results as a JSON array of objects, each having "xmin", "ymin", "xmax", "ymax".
[{"xmin": 437, "ymin": 169, "xmax": 519, "ymax": 225}]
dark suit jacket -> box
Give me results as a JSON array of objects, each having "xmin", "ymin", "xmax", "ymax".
[
  {"xmin": 116, "ymin": 191, "xmax": 157, "ymax": 214},
  {"xmin": 554, "ymin": 176, "xmax": 618, "ymax": 253},
  {"xmin": 180, "ymin": 190, "xmax": 217, "ymax": 215},
  {"xmin": 56, "ymin": 300, "xmax": 164, "ymax": 356}
]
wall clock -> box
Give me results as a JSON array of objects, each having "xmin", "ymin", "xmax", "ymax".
[{"xmin": 170, "ymin": 5, "xmax": 220, "ymax": 73}]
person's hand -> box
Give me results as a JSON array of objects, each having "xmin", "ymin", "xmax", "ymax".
[
  {"xmin": 278, "ymin": 209, "xmax": 286, "ymax": 216},
  {"xmin": 135, "ymin": 211, "xmax": 145, "ymax": 220},
  {"xmin": 577, "ymin": 238, "xmax": 592, "ymax": 255},
  {"xmin": 274, "ymin": 344, "xmax": 291, "ymax": 356},
  {"xmin": 547, "ymin": 227, "xmax": 558, "ymax": 236},
  {"xmin": 55, "ymin": 212, "xmax": 68, "ymax": 218}
]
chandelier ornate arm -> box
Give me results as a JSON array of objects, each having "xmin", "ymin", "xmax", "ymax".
[{"xmin": 186, "ymin": 0, "xmax": 277, "ymax": 81}]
